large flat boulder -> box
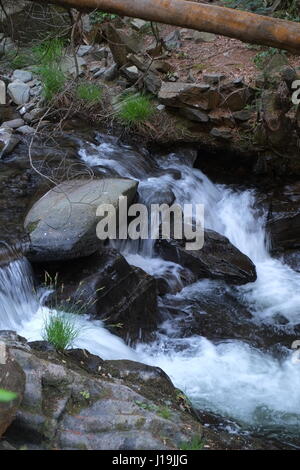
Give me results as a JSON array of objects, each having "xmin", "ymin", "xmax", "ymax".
[
  {"xmin": 156, "ymin": 229, "xmax": 257, "ymax": 285},
  {"xmin": 24, "ymin": 178, "xmax": 138, "ymax": 262},
  {"xmin": 1, "ymin": 332, "xmax": 202, "ymax": 450}
]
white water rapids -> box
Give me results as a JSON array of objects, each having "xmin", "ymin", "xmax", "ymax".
[{"xmin": 0, "ymin": 135, "xmax": 299, "ymax": 442}]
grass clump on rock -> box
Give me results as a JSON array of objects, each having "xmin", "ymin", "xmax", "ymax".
[
  {"xmin": 42, "ymin": 312, "xmax": 80, "ymax": 351},
  {"xmin": 33, "ymin": 38, "xmax": 66, "ymax": 102},
  {"xmin": 37, "ymin": 65, "xmax": 66, "ymax": 101},
  {"xmin": 180, "ymin": 435, "xmax": 204, "ymax": 450},
  {"xmin": 76, "ymin": 82, "xmax": 103, "ymax": 104},
  {"xmin": 116, "ymin": 93, "xmax": 155, "ymax": 127}
]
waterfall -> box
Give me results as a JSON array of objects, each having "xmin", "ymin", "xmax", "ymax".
[{"xmin": 1, "ymin": 134, "xmax": 300, "ymax": 443}]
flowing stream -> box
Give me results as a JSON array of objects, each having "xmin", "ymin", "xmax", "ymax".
[{"xmin": 0, "ymin": 134, "xmax": 300, "ymax": 445}]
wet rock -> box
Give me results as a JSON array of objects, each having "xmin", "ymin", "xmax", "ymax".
[
  {"xmin": 12, "ymin": 70, "xmax": 32, "ymax": 83},
  {"xmin": 2, "ymin": 332, "xmax": 201, "ymax": 450},
  {"xmin": 266, "ymin": 184, "xmax": 300, "ymax": 252},
  {"xmin": 0, "ymin": 127, "xmax": 20, "ymax": 157},
  {"xmin": 2, "ymin": 118, "xmax": 24, "ymax": 129},
  {"xmin": 24, "ymin": 178, "xmax": 138, "ymax": 262},
  {"xmin": 156, "ymin": 229, "xmax": 257, "ymax": 285},
  {"xmin": 0, "ymin": 341, "xmax": 25, "ymax": 437},
  {"xmin": 7, "ymin": 80, "xmax": 30, "ymax": 105},
  {"xmin": 41, "ymin": 248, "xmax": 159, "ymax": 343}
]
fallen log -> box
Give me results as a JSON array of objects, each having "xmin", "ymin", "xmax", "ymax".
[{"xmin": 31, "ymin": 0, "xmax": 300, "ymax": 54}]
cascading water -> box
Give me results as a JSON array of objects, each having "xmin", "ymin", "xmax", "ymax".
[{"xmin": 1, "ymin": 133, "xmax": 300, "ymax": 445}]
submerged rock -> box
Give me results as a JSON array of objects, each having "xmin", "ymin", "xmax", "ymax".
[
  {"xmin": 24, "ymin": 178, "xmax": 138, "ymax": 262},
  {"xmin": 156, "ymin": 229, "xmax": 257, "ymax": 285},
  {"xmin": 1, "ymin": 332, "xmax": 202, "ymax": 450}
]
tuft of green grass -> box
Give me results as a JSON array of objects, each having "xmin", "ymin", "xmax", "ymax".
[
  {"xmin": 36, "ymin": 64, "xmax": 66, "ymax": 101},
  {"xmin": 116, "ymin": 94, "xmax": 155, "ymax": 127},
  {"xmin": 157, "ymin": 407, "xmax": 172, "ymax": 420},
  {"xmin": 42, "ymin": 312, "xmax": 80, "ymax": 351},
  {"xmin": 32, "ymin": 38, "xmax": 65, "ymax": 66},
  {"xmin": 180, "ymin": 435, "xmax": 204, "ymax": 451},
  {"xmin": 76, "ymin": 82, "xmax": 103, "ymax": 104},
  {"xmin": 0, "ymin": 389, "xmax": 17, "ymax": 403}
]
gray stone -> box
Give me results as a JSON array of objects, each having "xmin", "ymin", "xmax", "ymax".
[
  {"xmin": 179, "ymin": 107, "xmax": 209, "ymax": 123},
  {"xmin": 23, "ymin": 113, "xmax": 33, "ymax": 123},
  {"xmin": 25, "ymin": 178, "xmax": 138, "ymax": 262},
  {"xmin": 77, "ymin": 45, "xmax": 93, "ymax": 57},
  {"xmin": 7, "ymin": 80, "xmax": 30, "ymax": 105},
  {"xmin": 30, "ymin": 86, "xmax": 42, "ymax": 97},
  {"xmin": 130, "ymin": 18, "xmax": 148, "ymax": 31},
  {"xmin": 93, "ymin": 67, "xmax": 107, "ymax": 78},
  {"xmin": 193, "ymin": 31, "xmax": 216, "ymax": 43},
  {"xmin": 2, "ymin": 118, "xmax": 24, "ymax": 129},
  {"xmin": 233, "ymin": 110, "xmax": 253, "ymax": 122},
  {"xmin": 203, "ymin": 73, "xmax": 226, "ymax": 85},
  {"xmin": 210, "ymin": 127, "xmax": 232, "ymax": 141},
  {"xmin": 0, "ymin": 80, "xmax": 6, "ymax": 104},
  {"xmin": 164, "ymin": 30, "xmax": 182, "ymax": 50},
  {"xmin": 91, "ymin": 47, "xmax": 110, "ymax": 61},
  {"xmin": 158, "ymin": 82, "xmax": 214, "ymax": 110},
  {"xmin": 0, "ymin": 127, "xmax": 20, "ymax": 157},
  {"xmin": 102, "ymin": 64, "xmax": 119, "ymax": 82},
  {"xmin": 12, "ymin": 69, "xmax": 33, "ymax": 83},
  {"xmin": 16, "ymin": 125, "xmax": 35, "ymax": 135},
  {"xmin": 90, "ymin": 64, "xmax": 102, "ymax": 73},
  {"xmin": 122, "ymin": 65, "xmax": 139, "ymax": 82},
  {"xmin": 143, "ymin": 71, "xmax": 162, "ymax": 94}
]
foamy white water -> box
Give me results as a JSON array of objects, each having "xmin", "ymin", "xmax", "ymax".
[{"xmin": 1, "ymin": 135, "xmax": 300, "ymax": 442}]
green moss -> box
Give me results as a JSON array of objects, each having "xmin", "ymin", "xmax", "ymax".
[{"xmin": 26, "ymin": 220, "xmax": 39, "ymax": 234}]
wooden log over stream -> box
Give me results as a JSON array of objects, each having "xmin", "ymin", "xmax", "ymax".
[{"xmin": 32, "ymin": 0, "xmax": 300, "ymax": 54}]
